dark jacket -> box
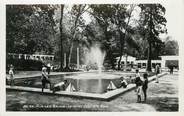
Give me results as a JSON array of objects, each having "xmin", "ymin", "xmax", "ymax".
[{"xmin": 142, "ymin": 79, "xmax": 148, "ymax": 90}]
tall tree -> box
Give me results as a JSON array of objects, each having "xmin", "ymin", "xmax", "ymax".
[
  {"xmin": 59, "ymin": 5, "xmax": 64, "ymax": 70},
  {"xmin": 6, "ymin": 5, "xmax": 56, "ymax": 55},
  {"xmin": 63, "ymin": 5, "xmax": 87, "ymax": 70},
  {"xmin": 89, "ymin": 5, "xmax": 118, "ymax": 69},
  {"xmin": 139, "ymin": 4, "xmax": 167, "ymax": 71},
  {"xmin": 6, "ymin": 5, "xmax": 34, "ymax": 54},
  {"xmin": 112, "ymin": 5, "xmax": 137, "ymax": 70},
  {"xmin": 90, "ymin": 4, "xmax": 139, "ymax": 70}
]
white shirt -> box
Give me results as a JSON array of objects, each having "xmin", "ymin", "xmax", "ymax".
[
  {"xmin": 135, "ymin": 72, "xmax": 143, "ymax": 81},
  {"xmin": 121, "ymin": 80, "xmax": 128, "ymax": 85},
  {"xmin": 47, "ymin": 63, "xmax": 51, "ymax": 67},
  {"xmin": 9, "ymin": 69, "xmax": 14, "ymax": 75},
  {"xmin": 135, "ymin": 72, "xmax": 140, "ymax": 78}
]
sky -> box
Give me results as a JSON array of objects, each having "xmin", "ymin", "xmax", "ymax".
[
  {"xmin": 81, "ymin": 2, "xmax": 183, "ymax": 42},
  {"xmin": 161, "ymin": 1, "xmax": 184, "ymax": 42},
  {"xmin": 59, "ymin": 1, "xmax": 183, "ymax": 42}
]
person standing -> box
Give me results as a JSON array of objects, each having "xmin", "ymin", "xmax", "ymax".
[
  {"xmin": 41, "ymin": 65, "xmax": 52, "ymax": 92},
  {"xmin": 142, "ymin": 73, "xmax": 148, "ymax": 102},
  {"xmin": 47, "ymin": 63, "xmax": 51, "ymax": 75},
  {"xmin": 135, "ymin": 77, "xmax": 143, "ymax": 103},
  {"xmin": 134, "ymin": 69, "xmax": 143, "ymax": 103},
  {"xmin": 170, "ymin": 66, "xmax": 174, "ymax": 74},
  {"xmin": 155, "ymin": 64, "xmax": 160, "ymax": 83},
  {"xmin": 9, "ymin": 64, "xmax": 14, "ymax": 86}
]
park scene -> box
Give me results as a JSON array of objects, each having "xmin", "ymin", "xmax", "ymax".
[{"xmin": 6, "ymin": 4, "xmax": 179, "ymax": 111}]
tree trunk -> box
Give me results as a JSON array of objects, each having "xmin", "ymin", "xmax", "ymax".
[
  {"xmin": 118, "ymin": 29, "xmax": 124, "ymax": 70},
  {"xmin": 147, "ymin": 7, "xmax": 153, "ymax": 72},
  {"xmin": 59, "ymin": 5, "xmax": 64, "ymax": 70},
  {"xmin": 117, "ymin": 5, "xmax": 135, "ymax": 70},
  {"xmin": 147, "ymin": 42, "xmax": 152, "ymax": 72},
  {"xmin": 68, "ymin": 42, "xmax": 74, "ymax": 68},
  {"xmin": 65, "ymin": 52, "xmax": 70, "ymax": 70},
  {"xmin": 118, "ymin": 56, "xmax": 122, "ymax": 70},
  {"xmin": 64, "ymin": 6, "xmax": 83, "ymax": 70},
  {"xmin": 109, "ymin": 52, "xmax": 115, "ymax": 69},
  {"xmin": 125, "ymin": 54, "xmax": 128, "ymax": 70}
]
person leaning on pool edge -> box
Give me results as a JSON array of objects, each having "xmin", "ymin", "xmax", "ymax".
[{"xmin": 52, "ymin": 79, "xmax": 68, "ymax": 93}]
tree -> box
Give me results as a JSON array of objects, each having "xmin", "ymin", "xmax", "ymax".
[
  {"xmin": 6, "ymin": 5, "xmax": 35, "ymax": 54},
  {"xmin": 90, "ymin": 4, "xmax": 140, "ymax": 70},
  {"xmin": 59, "ymin": 5, "xmax": 64, "ymax": 70},
  {"xmin": 89, "ymin": 5, "xmax": 118, "ymax": 69},
  {"xmin": 63, "ymin": 5, "xmax": 87, "ymax": 70},
  {"xmin": 162, "ymin": 36, "xmax": 179, "ymax": 55},
  {"xmin": 29, "ymin": 5, "xmax": 56, "ymax": 54},
  {"xmin": 6, "ymin": 5, "xmax": 56, "ymax": 55},
  {"xmin": 112, "ymin": 5, "xmax": 137, "ymax": 70},
  {"xmin": 139, "ymin": 4, "xmax": 167, "ymax": 71}
]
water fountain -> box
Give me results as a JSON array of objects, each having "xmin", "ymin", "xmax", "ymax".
[
  {"xmin": 65, "ymin": 44, "xmax": 121, "ymax": 93},
  {"xmin": 84, "ymin": 44, "xmax": 106, "ymax": 73},
  {"xmin": 9, "ymin": 44, "xmax": 133, "ymax": 100}
]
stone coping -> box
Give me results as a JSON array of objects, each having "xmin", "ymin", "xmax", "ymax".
[{"xmin": 6, "ymin": 73, "xmax": 167, "ymax": 101}]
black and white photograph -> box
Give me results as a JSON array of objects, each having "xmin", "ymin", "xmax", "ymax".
[{"xmin": 2, "ymin": 0, "xmax": 183, "ymax": 113}]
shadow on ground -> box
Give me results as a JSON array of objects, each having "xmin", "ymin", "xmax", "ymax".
[{"xmin": 146, "ymin": 97, "xmax": 178, "ymax": 111}]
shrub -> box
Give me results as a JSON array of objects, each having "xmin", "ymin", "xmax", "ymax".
[{"xmin": 6, "ymin": 58, "xmax": 44, "ymax": 71}]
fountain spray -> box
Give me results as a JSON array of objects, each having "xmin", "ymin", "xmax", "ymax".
[{"xmin": 85, "ymin": 44, "xmax": 106, "ymax": 73}]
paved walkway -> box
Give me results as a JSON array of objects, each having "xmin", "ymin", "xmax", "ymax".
[
  {"xmin": 107, "ymin": 73, "xmax": 178, "ymax": 111},
  {"xmin": 6, "ymin": 73, "xmax": 178, "ymax": 111}
]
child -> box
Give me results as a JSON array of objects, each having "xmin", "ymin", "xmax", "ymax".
[
  {"xmin": 142, "ymin": 73, "xmax": 148, "ymax": 102},
  {"xmin": 136, "ymin": 78, "xmax": 142, "ymax": 103}
]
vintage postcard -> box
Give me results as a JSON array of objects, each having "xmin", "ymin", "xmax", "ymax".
[{"xmin": 0, "ymin": 0, "xmax": 184, "ymax": 115}]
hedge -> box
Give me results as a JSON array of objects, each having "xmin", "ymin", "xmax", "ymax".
[{"xmin": 6, "ymin": 58, "xmax": 44, "ymax": 71}]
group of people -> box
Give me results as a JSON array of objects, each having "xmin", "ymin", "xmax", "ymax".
[
  {"xmin": 134, "ymin": 69, "xmax": 148, "ymax": 103},
  {"xmin": 6, "ymin": 63, "xmax": 67, "ymax": 93}
]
